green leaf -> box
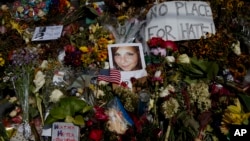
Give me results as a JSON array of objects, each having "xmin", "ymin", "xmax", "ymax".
[
  {"xmin": 238, "ymin": 94, "xmax": 250, "ymax": 112},
  {"xmin": 35, "ymin": 93, "xmax": 44, "ymax": 124},
  {"xmin": 190, "ymin": 57, "xmax": 207, "ymax": 72},
  {"xmin": 44, "ymin": 114, "xmax": 58, "ymax": 125},
  {"xmin": 73, "ymin": 115, "xmax": 85, "ymax": 126},
  {"xmin": 65, "ymin": 115, "xmax": 75, "ymax": 123},
  {"xmin": 82, "ymin": 105, "xmax": 92, "ymax": 113},
  {"xmin": 86, "ymin": 6, "xmax": 99, "ymax": 16},
  {"xmin": 70, "ymin": 97, "xmax": 87, "ymax": 113},
  {"xmin": 50, "ymin": 107, "xmax": 67, "ymax": 119},
  {"xmin": 206, "ymin": 62, "xmax": 219, "ymax": 80}
]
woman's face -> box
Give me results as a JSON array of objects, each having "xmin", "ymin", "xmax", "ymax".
[{"xmin": 114, "ymin": 47, "xmax": 139, "ymax": 71}]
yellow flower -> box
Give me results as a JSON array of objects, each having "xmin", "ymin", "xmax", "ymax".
[
  {"xmin": 97, "ymin": 38, "xmax": 109, "ymax": 49},
  {"xmin": 0, "ymin": 57, "xmax": 5, "ymax": 66},
  {"xmin": 89, "ymin": 23, "xmax": 100, "ymax": 33},
  {"xmin": 97, "ymin": 51, "xmax": 108, "ymax": 62},
  {"xmin": 79, "ymin": 46, "xmax": 89, "ymax": 53},
  {"xmin": 10, "ymin": 20, "xmax": 23, "ymax": 34},
  {"xmin": 118, "ymin": 15, "xmax": 129, "ymax": 21}
]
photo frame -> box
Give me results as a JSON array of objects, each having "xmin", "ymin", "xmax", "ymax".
[{"xmin": 108, "ymin": 43, "xmax": 147, "ymax": 89}]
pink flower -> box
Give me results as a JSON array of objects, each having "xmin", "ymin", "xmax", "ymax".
[{"xmin": 150, "ymin": 47, "xmax": 166, "ymax": 56}]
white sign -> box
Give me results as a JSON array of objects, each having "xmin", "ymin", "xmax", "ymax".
[
  {"xmin": 32, "ymin": 25, "xmax": 63, "ymax": 41},
  {"xmin": 51, "ymin": 122, "xmax": 80, "ymax": 141},
  {"xmin": 145, "ymin": 1, "xmax": 216, "ymax": 41}
]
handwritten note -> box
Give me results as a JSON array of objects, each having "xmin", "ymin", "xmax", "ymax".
[
  {"xmin": 51, "ymin": 122, "xmax": 80, "ymax": 141},
  {"xmin": 145, "ymin": 1, "xmax": 216, "ymax": 41}
]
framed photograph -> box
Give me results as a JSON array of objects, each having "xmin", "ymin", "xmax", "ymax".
[
  {"xmin": 108, "ymin": 43, "xmax": 146, "ymax": 71},
  {"xmin": 108, "ymin": 43, "xmax": 147, "ymax": 89}
]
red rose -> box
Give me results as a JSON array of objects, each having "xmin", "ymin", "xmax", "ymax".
[
  {"xmin": 64, "ymin": 44, "xmax": 76, "ymax": 53},
  {"xmin": 130, "ymin": 77, "xmax": 137, "ymax": 84},
  {"xmin": 147, "ymin": 37, "xmax": 165, "ymax": 48},
  {"xmin": 163, "ymin": 40, "xmax": 178, "ymax": 52},
  {"xmin": 94, "ymin": 106, "xmax": 109, "ymax": 121},
  {"xmin": 89, "ymin": 129, "xmax": 103, "ymax": 141},
  {"xmin": 86, "ymin": 119, "xmax": 94, "ymax": 127},
  {"xmin": 120, "ymin": 81, "xmax": 128, "ymax": 88}
]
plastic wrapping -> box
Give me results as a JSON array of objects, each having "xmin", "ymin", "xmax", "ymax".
[{"xmin": 105, "ymin": 97, "xmax": 134, "ymax": 134}]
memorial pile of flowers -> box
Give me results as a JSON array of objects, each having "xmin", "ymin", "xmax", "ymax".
[{"xmin": 0, "ymin": 0, "xmax": 250, "ymax": 141}]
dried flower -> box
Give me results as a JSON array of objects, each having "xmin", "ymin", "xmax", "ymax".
[
  {"xmin": 188, "ymin": 81, "xmax": 211, "ymax": 112},
  {"xmin": 33, "ymin": 71, "xmax": 46, "ymax": 93},
  {"xmin": 161, "ymin": 97, "xmax": 180, "ymax": 118},
  {"xmin": 40, "ymin": 60, "xmax": 48, "ymax": 70}
]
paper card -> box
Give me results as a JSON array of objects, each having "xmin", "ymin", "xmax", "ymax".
[
  {"xmin": 32, "ymin": 25, "xmax": 63, "ymax": 41},
  {"xmin": 51, "ymin": 122, "xmax": 80, "ymax": 141}
]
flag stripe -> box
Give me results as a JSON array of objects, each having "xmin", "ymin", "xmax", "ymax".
[
  {"xmin": 110, "ymin": 69, "xmax": 120, "ymax": 84},
  {"xmin": 97, "ymin": 69, "xmax": 121, "ymax": 84}
]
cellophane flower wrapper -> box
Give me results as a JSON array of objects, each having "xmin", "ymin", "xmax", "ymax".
[
  {"xmin": 105, "ymin": 97, "xmax": 134, "ymax": 134},
  {"xmin": 10, "ymin": 47, "xmax": 39, "ymax": 139},
  {"xmin": 105, "ymin": 18, "xmax": 146, "ymax": 44}
]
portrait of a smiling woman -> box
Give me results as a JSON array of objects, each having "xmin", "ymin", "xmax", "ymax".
[{"xmin": 111, "ymin": 46, "xmax": 143, "ymax": 71}]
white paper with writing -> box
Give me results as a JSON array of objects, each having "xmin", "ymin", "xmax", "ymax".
[
  {"xmin": 51, "ymin": 122, "xmax": 80, "ymax": 141},
  {"xmin": 145, "ymin": 1, "xmax": 216, "ymax": 41}
]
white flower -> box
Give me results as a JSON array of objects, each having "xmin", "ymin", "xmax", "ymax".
[
  {"xmin": 148, "ymin": 99, "xmax": 154, "ymax": 111},
  {"xmin": 166, "ymin": 84, "xmax": 175, "ymax": 93},
  {"xmin": 159, "ymin": 87, "xmax": 170, "ymax": 97},
  {"xmin": 40, "ymin": 60, "xmax": 48, "ymax": 69},
  {"xmin": 1, "ymin": 5, "xmax": 9, "ymax": 11},
  {"xmin": 98, "ymin": 80, "xmax": 109, "ymax": 85},
  {"xmin": 177, "ymin": 54, "xmax": 190, "ymax": 64},
  {"xmin": 9, "ymin": 110, "xmax": 17, "ymax": 117},
  {"xmin": 17, "ymin": 6, "xmax": 24, "ymax": 13},
  {"xmin": 154, "ymin": 70, "xmax": 161, "ymax": 77},
  {"xmin": 104, "ymin": 62, "xmax": 110, "ymax": 69},
  {"xmin": 50, "ymin": 89, "xmax": 64, "ymax": 103},
  {"xmin": 33, "ymin": 71, "xmax": 46, "ymax": 93},
  {"xmin": 9, "ymin": 97, "xmax": 17, "ymax": 103},
  {"xmin": 165, "ymin": 56, "xmax": 175, "ymax": 63},
  {"xmin": 37, "ymin": 9, "xmax": 46, "ymax": 17},
  {"xmin": 93, "ymin": 89, "xmax": 105, "ymax": 99},
  {"xmin": 231, "ymin": 41, "xmax": 241, "ymax": 55},
  {"xmin": 165, "ymin": 56, "xmax": 176, "ymax": 67}
]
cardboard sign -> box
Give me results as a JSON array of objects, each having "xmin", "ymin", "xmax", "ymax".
[
  {"xmin": 145, "ymin": 1, "xmax": 216, "ymax": 41},
  {"xmin": 51, "ymin": 122, "xmax": 80, "ymax": 141}
]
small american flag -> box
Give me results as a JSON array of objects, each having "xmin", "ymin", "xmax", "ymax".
[{"xmin": 98, "ymin": 69, "xmax": 121, "ymax": 84}]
